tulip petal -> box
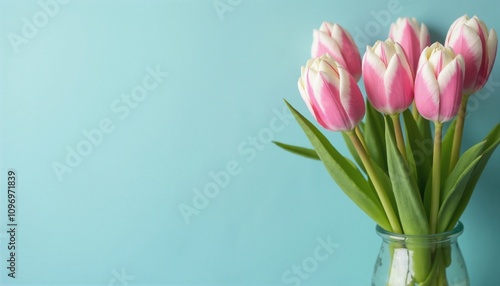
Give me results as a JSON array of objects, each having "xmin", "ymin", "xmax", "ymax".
[
  {"xmin": 417, "ymin": 45, "xmax": 432, "ymax": 72},
  {"xmin": 397, "ymin": 21, "xmax": 420, "ymax": 71},
  {"xmin": 447, "ymin": 25, "xmax": 483, "ymax": 91},
  {"xmin": 437, "ymin": 59, "xmax": 464, "ymax": 122},
  {"xmin": 313, "ymin": 31, "xmax": 349, "ymax": 69},
  {"xmin": 299, "ymin": 56, "xmax": 366, "ymax": 131},
  {"xmin": 338, "ymin": 66, "xmax": 365, "ymax": 127},
  {"xmin": 337, "ymin": 29, "xmax": 362, "ymax": 80},
  {"xmin": 469, "ymin": 16, "xmax": 488, "ymax": 39},
  {"xmin": 428, "ymin": 49, "xmax": 456, "ymax": 77},
  {"xmin": 487, "ymin": 29, "xmax": 498, "ymax": 76},
  {"xmin": 319, "ymin": 21, "xmax": 331, "ymax": 33},
  {"xmin": 317, "ymin": 71, "xmax": 351, "ymax": 131},
  {"xmin": 472, "ymin": 18, "xmax": 490, "ymax": 91},
  {"xmin": 446, "ymin": 15, "xmax": 468, "ymax": 44},
  {"xmin": 298, "ymin": 75, "xmax": 314, "ymax": 119},
  {"xmin": 313, "ymin": 31, "xmax": 336, "ymax": 56},
  {"xmin": 475, "ymin": 29, "xmax": 498, "ymax": 90},
  {"xmin": 395, "ymin": 43, "xmax": 414, "ymax": 79},
  {"xmin": 415, "ymin": 62, "xmax": 440, "ymax": 121},
  {"xmin": 363, "ymin": 49, "xmax": 387, "ymax": 112},
  {"xmin": 305, "ymin": 68, "xmax": 329, "ymax": 128},
  {"xmin": 311, "ymin": 23, "xmax": 362, "ymax": 82},
  {"xmin": 388, "ymin": 18, "xmax": 429, "ymax": 73},
  {"xmin": 384, "ymin": 55, "xmax": 413, "ymax": 114}
]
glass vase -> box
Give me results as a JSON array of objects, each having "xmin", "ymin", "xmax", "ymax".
[{"xmin": 372, "ymin": 222, "xmax": 469, "ymax": 286}]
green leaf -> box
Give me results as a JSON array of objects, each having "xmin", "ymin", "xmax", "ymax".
[
  {"xmin": 402, "ymin": 110, "xmax": 432, "ymax": 194},
  {"xmin": 341, "ymin": 132, "xmax": 366, "ymax": 174},
  {"xmin": 440, "ymin": 141, "xmax": 486, "ymax": 202},
  {"xmin": 385, "ymin": 117, "xmax": 429, "ymax": 234},
  {"xmin": 437, "ymin": 144, "xmax": 484, "ymax": 233},
  {"xmin": 404, "ymin": 135, "xmax": 418, "ymax": 192},
  {"xmin": 358, "ymin": 121, "xmax": 365, "ymax": 132},
  {"xmin": 441, "ymin": 120, "xmax": 456, "ymax": 178},
  {"xmin": 344, "ymin": 157, "xmax": 362, "ymax": 173},
  {"xmin": 273, "ymin": 141, "xmax": 320, "ymax": 160},
  {"xmin": 364, "ymin": 100, "xmax": 387, "ymax": 171},
  {"xmin": 285, "ymin": 100, "xmax": 391, "ymax": 230},
  {"xmin": 445, "ymin": 124, "xmax": 500, "ymax": 230},
  {"xmin": 370, "ymin": 157, "xmax": 397, "ymax": 213},
  {"xmin": 416, "ymin": 112, "xmax": 432, "ymax": 148},
  {"xmin": 423, "ymin": 173, "xmax": 433, "ymax": 221}
]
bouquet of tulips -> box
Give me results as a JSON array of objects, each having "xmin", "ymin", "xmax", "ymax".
[{"xmin": 275, "ymin": 15, "xmax": 499, "ymax": 284}]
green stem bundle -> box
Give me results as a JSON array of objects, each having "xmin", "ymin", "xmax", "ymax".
[
  {"xmin": 430, "ymin": 122, "xmax": 443, "ymax": 234},
  {"xmin": 390, "ymin": 114, "xmax": 407, "ymax": 161},
  {"xmin": 347, "ymin": 130, "xmax": 402, "ymax": 234},
  {"xmin": 449, "ymin": 94, "xmax": 470, "ymax": 174}
]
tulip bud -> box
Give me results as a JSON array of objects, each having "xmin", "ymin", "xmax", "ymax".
[
  {"xmin": 362, "ymin": 39, "xmax": 414, "ymax": 115},
  {"xmin": 415, "ymin": 43, "xmax": 465, "ymax": 123},
  {"xmin": 312, "ymin": 22, "xmax": 362, "ymax": 81},
  {"xmin": 389, "ymin": 17, "xmax": 430, "ymax": 73},
  {"xmin": 445, "ymin": 15, "xmax": 498, "ymax": 94},
  {"xmin": 298, "ymin": 55, "xmax": 365, "ymax": 132}
]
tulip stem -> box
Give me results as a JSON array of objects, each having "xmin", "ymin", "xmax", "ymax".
[
  {"xmin": 347, "ymin": 130, "xmax": 402, "ymax": 233},
  {"xmin": 411, "ymin": 101, "xmax": 419, "ymax": 121},
  {"xmin": 390, "ymin": 114, "xmax": 407, "ymax": 161},
  {"xmin": 430, "ymin": 122, "xmax": 443, "ymax": 234},
  {"xmin": 355, "ymin": 126, "xmax": 367, "ymax": 152},
  {"xmin": 449, "ymin": 94, "xmax": 469, "ymax": 174}
]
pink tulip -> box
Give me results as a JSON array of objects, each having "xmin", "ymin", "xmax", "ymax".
[
  {"xmin": 389, "ymin": 17, "xmax": 430, "ymax": 73},
  {"xmin": 312, "ymin": 22, "xmax": 362, "ymax": 82},
  {"xmin": 445, "ymin": 15, "xmax": 498, "ymax": 94},
  {"xmin": 362, "ymin": 40, "xmax": 414, "ymax": 115},
  {"xmin": 298, "ymin": 55, "xmax": 365, "ymax": 132},
  {"xmin": 415, "ymin": 43, "xmax": 465, "ymax": 123}
]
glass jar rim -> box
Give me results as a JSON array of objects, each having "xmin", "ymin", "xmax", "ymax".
[{"xmin": 376, "ymin": 221, "xmax": 464, "ymax": 243}]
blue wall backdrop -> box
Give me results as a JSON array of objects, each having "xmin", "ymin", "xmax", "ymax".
[{"xmin": 0, "ymin": 0, "xmax": 499, "ymax": 285}]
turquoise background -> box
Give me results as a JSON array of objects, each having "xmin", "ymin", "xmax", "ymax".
[{"xmin": 0, "ymin": 0, "xmax": 499, "ymax": 285}]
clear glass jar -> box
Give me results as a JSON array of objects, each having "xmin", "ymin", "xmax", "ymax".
[{"xmin": 372, "ymin": 222, "xmax": 469, "ymax": 286}]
